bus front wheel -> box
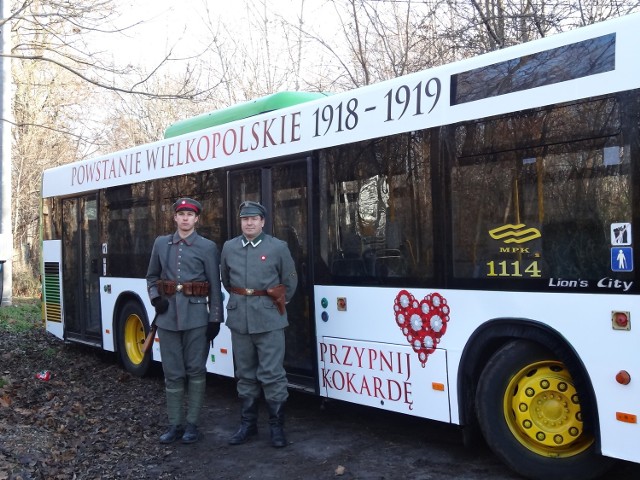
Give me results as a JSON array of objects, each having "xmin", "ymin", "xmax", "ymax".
[
  {"xmin": 475, "ymin": 339, "xmax": 613, "ymax": 480},
  {"xmin": 116, "ymin": 300, "xmax": 152, "ymax": 377}
]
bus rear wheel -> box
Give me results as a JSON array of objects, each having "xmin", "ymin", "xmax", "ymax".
[
  {"xmin": 117, "ymin": 300, "xmax": 152, "ymax": 377},
  {"xmin": 475, "ymin": 339, "xmax": 613, "ymax": 480}
]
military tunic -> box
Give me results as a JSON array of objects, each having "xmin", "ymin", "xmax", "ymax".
[
  {"xmin": 220, "ymin": 232, "xmax": 298, "ymax": 401},
  {"xmin": 147, "ymin": 230, "xmax": 223, "ymax": 329}
]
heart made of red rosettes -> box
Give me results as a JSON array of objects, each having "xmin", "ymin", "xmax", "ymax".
[{"xmin": 393, "ymin": 290, "xmax": 450, "ymax": 367}]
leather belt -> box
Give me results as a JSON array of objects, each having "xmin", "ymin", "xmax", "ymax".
[
  {"xmin": 229, "ymin": 284, "xmax": 287, "ymax": 315},
  {"xmin": 157, "ymin": 280, "xmax": 209, "ymax": 296},
  {"xmin": 229, "ymin": 287, "xmax": 268, "ymax": 296}
]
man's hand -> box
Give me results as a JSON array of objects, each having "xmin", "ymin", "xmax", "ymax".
[
  {"xmin": 206, "ymin": 322, "xmax": 221, "ymax": 343},
  {"xmin": 151, "ymin": 296, "xmax": 169, "ymax": 314}
]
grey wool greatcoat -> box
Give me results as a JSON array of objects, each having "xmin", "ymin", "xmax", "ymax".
[
  {"xmin": 146, "ymin": 230, "xmax": 223, "ymax": 330},
  {"xmin": 220, "ymin": 233, "xmax": 298, "ymax": 335}
]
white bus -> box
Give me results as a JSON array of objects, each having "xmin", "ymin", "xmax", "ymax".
[{"xmin": 41, "ymin": 13, "xmax": 640, "ymax": 480}]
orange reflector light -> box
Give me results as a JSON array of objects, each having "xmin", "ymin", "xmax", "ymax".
[
  {"xmin": 432, "ymin": 382, "xmax": 445, "ymax": 391},
  {"xmin": 616, "ymin": 412, "xmax": 637, "ymax": 424},
  {"xmin": 220, "ymin": 348, "xmax": 228, "ymax": 354},
  {"xmin": 616, "ymin": 370, "xmax": 631, "ymax": 385}
]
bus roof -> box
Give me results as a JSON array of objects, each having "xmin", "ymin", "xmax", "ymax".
[{"xmin": 163, "ymin": 91, "xmax": 330, "ymax": 138}]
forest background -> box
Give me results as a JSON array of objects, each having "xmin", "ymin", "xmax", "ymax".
[{"xmin": 4, "ymin": 0, "xmax": 640, "ymax": 300}]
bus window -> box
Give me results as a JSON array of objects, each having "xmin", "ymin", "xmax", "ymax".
[
  {"xmin": 317, "ymin": 133, "xmax": 434, "ymax": 285},
  {"xmin": 101, "ymin": 183, "xmax": 157, "ymax": 278},
  {"xmin": 450, "ymin": 95, "xmax": 632, "ymax": 285},
  {"xmin": 42, "ymin": 197, "xmax": 63, "ymax": 241},
  {"xmin": 157, "ymin": 171, "xmax": 226, "ymax": 245}
]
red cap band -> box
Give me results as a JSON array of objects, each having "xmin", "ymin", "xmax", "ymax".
[{"xmin": 176, "ymin": 202, "xmax": 199, "ymax": 213}]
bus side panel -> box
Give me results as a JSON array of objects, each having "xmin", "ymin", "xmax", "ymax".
[
  {"xmin": 315, "ymin": 285, "xmax": 451, "ymax": 422},
  {"xmin": 42, "ymin": 240, "xmax": 64, "ymax": 340},
  {"xmin": 205, "ymin": 287, "xmax": 234, "ymax": 378},
  {"xmin": 318, "ymin": 336, "xmax": 451, "ymax": 421},
  {"xmin": 592, "ymin": 331, "xmax": 640, "ymax": 463},
  {"xmin": 98, "ymin": 277, "xmax": 150, "ymax": 353},
  {"xmin": 314, "ymin": 285, "xmax": 640, "ymax": 463},
  {"xmin": 99, "ymin": 277, "xmax": 235, "ymax": 378}
]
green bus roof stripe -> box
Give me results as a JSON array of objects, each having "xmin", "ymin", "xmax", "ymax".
[{"xmin": 163, "ymin": 91, "xmax": 329, "ymax": 139}]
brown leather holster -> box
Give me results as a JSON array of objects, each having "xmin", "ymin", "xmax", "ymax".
[
  {"xmin": 230, "ymin": 284, "xmax": 287, "ymax": 315},
  {"xmin": 266, "ymin": 284, "xmax": 287, "ymax": 315}
]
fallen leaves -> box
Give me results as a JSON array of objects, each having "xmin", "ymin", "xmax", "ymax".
[{"xmin": 0, "ymin": 328, "xmax": 166, "ymax": 479}]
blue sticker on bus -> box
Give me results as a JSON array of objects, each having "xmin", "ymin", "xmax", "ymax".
[{"xmin": 611, "ymin": 247, "xmax": 633, "ymax": 272}]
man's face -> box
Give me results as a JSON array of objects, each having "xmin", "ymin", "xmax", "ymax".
[
  {"xmin": 241, "ymin": 215, "xmax": 264, "ymax": 240},
  {"xmin": 174, "ymin": 210, "xmax": 198, "ymax": 233}
]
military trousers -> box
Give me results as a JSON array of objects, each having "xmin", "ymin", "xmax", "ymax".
[
  {"xmin": 158, "ymin": 325, "xmax": 208, "ymax": 390},
  {"xmin": 231, "ymin": 328, "xmax": 288, "ymax": 403}
]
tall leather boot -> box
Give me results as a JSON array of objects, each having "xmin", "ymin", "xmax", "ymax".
[
  {"xmin": 266, "ymin": 401, "xmax": 287, "ymax": 448},
  {"xmin": 159, "ymin": 387, "xmax": 184, "ymax": 443},
  {"xmin": 228, "ymin": 397, "xmax": 259, "ymax": 445},
  {"xmin": 183, "ymin": 375, "xmax": 206, "ymax": 444}
]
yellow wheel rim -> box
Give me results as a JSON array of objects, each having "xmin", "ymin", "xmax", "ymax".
[
  {"xmin": 123, "ymin": 312, "xmax": 146, "ymax": 366},
  {"xmin": 504, "ymin": 360, "xmax": 593, "ymax": 457}
]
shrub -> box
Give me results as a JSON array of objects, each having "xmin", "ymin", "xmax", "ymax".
[
  {"xmin": 0, "ymin": 298, "xmax": 41, "ymax": 332},
  {"xmin": 12, "ymin": 268, "xmax": 41, "ymax": 297}
]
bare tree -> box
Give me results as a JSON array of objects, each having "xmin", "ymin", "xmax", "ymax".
[
  {"xmin": 197, "ymin": 0, "xmax": 322, "ymax": 107},
  {"xmin": 8, "ymin": 0, "xmax": 640, "ymax": 293},
  {"xmin": 295, "ymin": 0, "xmax": 640, "ymax": 93},
  {"xmin": 5, "ymin": 0, "xmax": 221, "ymax": 287},
  {"xmin": 10, "ymin": 54, "xmax": 86, "ymax": 288},
  {"xmin": 298, "ymin": 0, "xmax": 455, "ymax": 90},
  {"xmin": 98, "ymin": 77, "xmax": 213, "ymax": 153},
  {"xmin": 4, "ymin": 0, "xmax": 216, "ymax": 99},
  {"xmin": 453, "ymin": 0, "xmax": 640, "ymax": 53}
]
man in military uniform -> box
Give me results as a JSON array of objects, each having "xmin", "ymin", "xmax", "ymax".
[
  {"xmin": 220, "ymin": 201, "xmax": 298, "ymax": 448},
  {"xmin": 146, "ymin": 197, "xmax": 223, "ymax": 444}
]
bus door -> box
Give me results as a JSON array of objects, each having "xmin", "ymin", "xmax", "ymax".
[
  {"xmin": 228, "ymin": 158, "xmax": 316, "ymax": 392},
  {"xmin": 61, "ymin": 194, "xmax": 102, "ymax": 345}
]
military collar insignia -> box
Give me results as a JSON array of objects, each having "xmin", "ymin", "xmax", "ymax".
[{"xmin": 242, "ymin": 232, "xmax": 265, "ymax": 248}]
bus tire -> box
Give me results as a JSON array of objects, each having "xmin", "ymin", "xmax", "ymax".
[
  {"xmin": 475, "ymin": 339, "xmax": 614, "ymax": 480},
  {"xmin": 116, "ymin": 300, "xmax": 152, "ymax": 377}
]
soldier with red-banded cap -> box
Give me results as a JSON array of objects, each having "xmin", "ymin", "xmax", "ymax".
[
  {"xmin": 146, "ymin": 197, "xmax": 223, "ymax": 444},
  {"xmin": 220, "ymin": 200, "xmax": 298, "ymax": 448}
]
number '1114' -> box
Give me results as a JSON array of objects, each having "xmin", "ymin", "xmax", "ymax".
[{"xmin": 486, "ymin": 260, "xmax": 542, "ymax": 278}]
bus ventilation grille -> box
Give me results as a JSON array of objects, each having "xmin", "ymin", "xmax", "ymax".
[{"xmin": 43, "ymin": 262, "xmax": 62, "ymax": 323}]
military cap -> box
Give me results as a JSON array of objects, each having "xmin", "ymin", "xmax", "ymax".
[
  {"xmin": 239, "ymin": 200, "xmax": 266, "ymax": 218},
  {"xmin": 173, "ymin": 197, "xmax": 202, "ymax": 214}
]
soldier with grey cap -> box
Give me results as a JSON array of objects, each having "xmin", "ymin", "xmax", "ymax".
[
  {"xmin": 220, "ymin": 200, "xmax": 298, "ymax": 448},
  {"xmin": 146, "ymin": 197, "xmax": 223, "ymax": 444}
]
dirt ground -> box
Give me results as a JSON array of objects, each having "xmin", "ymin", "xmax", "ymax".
[{"xmin": 2, "ymin": 325, "xmax": 640, "ymax": 480}]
